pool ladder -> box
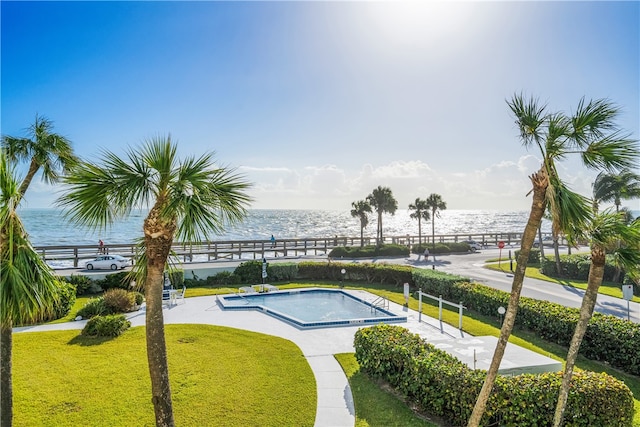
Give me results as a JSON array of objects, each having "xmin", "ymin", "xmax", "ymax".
[{"xmin": 371, "ymin": 296, "xmax": 389, "ymax": 311}]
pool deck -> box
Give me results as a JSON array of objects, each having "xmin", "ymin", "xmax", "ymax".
[{"xmin": 16, "ymin": 290, "xmax": 468, "ymax": 427}]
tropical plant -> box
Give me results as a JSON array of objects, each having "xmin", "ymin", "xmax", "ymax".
[
  {"xmin": 468, "ymin": 95, "xmax": 639, "ymax": 426},
  {"xmin": 1, "ymin": 114, "xmax": 78, "ymax": 200},
  {"xmin": 553, "ymin": 211, "xmax": 640, "ymax": 426},
  {"xmin": 592, "ymin": 168, "xmax": 640, "ymax": 212},
  {"xmin": 425, "ymin": 193, "xmax": 446, "ymax": 255},
  {"xmin": 366, "ymin": 186, "xmax": 398, "ymax": 245},
  {"xmin": 350, "ymin": 200, "xmax": 372, "ymax": 247},
  {"xmin": 0, "ymin": 150, "xmax": 60, "ymax": 427},
  {"xmin": 56, "ymin": 135, "xmax": 251, "ymax": 426},
  {"xmin": 408, "ymin": 198, "xmax": 430, "ymax": 245}
]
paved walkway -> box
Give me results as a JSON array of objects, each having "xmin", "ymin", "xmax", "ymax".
[{"xmin": 15, "ymin": 290, "xmax": 466, "ymax": 427}]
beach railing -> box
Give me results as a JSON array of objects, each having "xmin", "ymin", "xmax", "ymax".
[{"xmin": 35, "ymin": 232, "xmax": 554, "ymax": 268}]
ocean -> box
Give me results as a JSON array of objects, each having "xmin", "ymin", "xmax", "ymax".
[{"xmin": 19, "ymin": 208, "xmax": 552, "ymax": 247}]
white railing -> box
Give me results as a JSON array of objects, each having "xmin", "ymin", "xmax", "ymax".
[{"xmin": 416, "ymin": 290, "xmax": 466, "ymax": 331}]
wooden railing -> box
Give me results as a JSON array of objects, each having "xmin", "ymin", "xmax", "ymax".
[{"xmin": 35, "ymin": 232, "xmax": 553, "ymax": 268}]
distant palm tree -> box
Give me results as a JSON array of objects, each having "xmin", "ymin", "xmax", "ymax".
[
  {"xmin": 408, "ymin": 198, "xmax": 430, "ymax": 245},
  {"xmin": 553, "ymin": 211, "xmax": 640, "ymax": 426},
  {"xmin": 468, "ymin": 95, "xmax": 638, "ymax": 427},
  {"xmin": 1, "ymin": 114, "xmax": 78, "ymax": 201},
  {"xmin": 350, "ymin": 200, "xmax": 372, "ymax": 247},
  {"xmin": 366, "ymin": 186, "xmax": 398, "ymax": 245},
  {"xmin": 0, "ymin": 150, "xmax": 59, "ymax": 427},
  {"xmin": 593, "ymin": 169, "xmax": 640, "ymax": 212},
  {"xmin": 57, "ymin": 135, "xmax": 251, "ymax": 426},
  {"xmin": 425, "ymin": 193, "xmax": 446, "ymax": 254}
]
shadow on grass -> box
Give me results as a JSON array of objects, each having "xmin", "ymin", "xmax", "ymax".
[{"xmin": 67, "ymin": 334, "xmax": 118, "ymax": 346}]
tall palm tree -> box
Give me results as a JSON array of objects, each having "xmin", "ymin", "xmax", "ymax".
[
  {"xmin": 0, "ymin": 150, "xmax": 59, "ymax": 427},
  {"xmin": 366, "ymin": 186, "xmax": 397, "ymax": 245},
  {"xmin": 593, "ymin": 169, "xmax": 640, "ymax": 212},
  {"xmin": 553, "ymin": 211, "xmax": 640, "ymax": 426},
  {"xmin": 468, "ymin": 95, "xmax": 638, "ymax": 427},
  {"xmin": 1, "ymin": 114, "xmax": 78, "ymax": 201},
  {"xmin": 425, "ymin": 193, "xmax": 446, "ymax": 255},
  {"xmin": 350, "ymin": 200, "xmax": 372, "ymax": 247},
  {"xmin": 56, "ymin": 135, "xmax": 251, "ymax": 426},
  {"xmin": 408, "ymin": 198, "xmax": 430, "ymax": 245}
]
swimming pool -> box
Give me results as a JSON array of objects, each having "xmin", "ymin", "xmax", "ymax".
[{"xmin": 217, "ymin": 288, "xmax": 407, "ymax": 329}]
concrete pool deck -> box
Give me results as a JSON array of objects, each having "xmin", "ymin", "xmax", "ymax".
[{"xmin": 14, "ymin": 290, "xmax": 559, "ymax": 427}]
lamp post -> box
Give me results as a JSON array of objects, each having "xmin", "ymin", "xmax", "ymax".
[
  {"xmin": 340, "ymin": 268, "xmax": 346, "ymax": 288},
  {"xmin": 498, "ymin": 306, "xmax": 506, "ymax": 326}
]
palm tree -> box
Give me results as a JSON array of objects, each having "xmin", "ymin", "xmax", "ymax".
[
  {"xmin": 366, "ymin": 186, "xmax": 398, "ymax": 245},
  {"xmin": 553, "ymin": 211, "xmax": 640, "ymax": 426},
  {"xmin": 1, "ymin": 114, "xmax": 78, "ymax": 201},
  {"xmin": 593, "ymin": 169, "xmax": 640, "ymax": 212},
  {"xmin": 0, "ymin": 150, "xmax": 59, "ymax": 427},
  {"xmin": 468, "ymin": 95, "xmax": 638, "ymax": 427},
  {"xmin": 425, "ymin": 193, "xmax": 446, "ymax": 255},
  {"xmin": 350, "ymin": 200, "xmax": 372, "ymax": 247},
  {"xmin": 56, "ymin": 135, "xmax": 251, "ymax": 426},
  {"xmin": 408, "ymin": 198, "xmax": 430, "ymax": 245}
]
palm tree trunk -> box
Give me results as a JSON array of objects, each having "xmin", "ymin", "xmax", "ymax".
[
  {"xmin": 360, "ymin": 223, "xmax": 364, "ymax": 248},
  {"xmin": 552, "ymin": 246, "xmax": 605, "ymax": 426},
  {"xmin": 553, "ymin": 238, "xmax": 562, "ymax": 277},
  {"xmin": 377, "ymin": 212, "xmax": 382, "ymax": 245},
  {"xmin": 17, "ymin": 159, "xmax": 40, "ymax": 201},
  {"xmin": 468, "ymin": 169, "xmax": 548, "ymax": 427},
  {"xmin": 418, "ymin": 218, "xmax": 422, "ymax": 245},
  {"xmin": 1, "ymin": 324, "xmax": 13, "ymax": 427},
  {"xmin": 538, "ymin": 226, "xmax": 545, "ymax": 259},
  {"xmin": 144, "ymin": 207, "xmax": 176, "ymax": 427}
]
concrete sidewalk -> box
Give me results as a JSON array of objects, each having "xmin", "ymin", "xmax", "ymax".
[{"xmin": 15, "ymin": 289, "xmax": 466, "ymax": 427}]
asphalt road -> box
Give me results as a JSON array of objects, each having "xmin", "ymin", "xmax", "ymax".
[
  {"xmin": 56, "ymin": 246, "xmax": 639, "ymax": 323},
  {"xmin": 421, "ymin": 247, "xmax": 639, "ymax": 323}
]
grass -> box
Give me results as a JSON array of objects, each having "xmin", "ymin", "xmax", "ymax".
[
  {"xmin": 47, "ymin": 279, "xmax": 640, "ymax": 426},
  {"xmin": 335, "ymin": 353, "xmax": 437, "ymax": 427},
  {"xmin": 13, "ymin": 324, "xmax": 315, "ymax": 427}
]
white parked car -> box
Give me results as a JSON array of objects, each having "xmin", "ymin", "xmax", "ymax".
[
  {"xmin": 462, "ymin": 240, "xmax": 482, "ymax": 251},
  {"xmin": 85, "ymin": 255, "xmax": 130, "ymax": 270}
]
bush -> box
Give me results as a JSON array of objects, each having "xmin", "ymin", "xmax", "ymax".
[
  {"xmin": 82, "ymin": 314, "xmax": 131, "ymax": 337},
  {"xmin": 26, "ymin": 279, "xmax": 78, "ymax": 324},
  {"xmin": 64, "ymin": 274, "xmax": 93, "ymax": 296},
  {"xmin": 268, "ymin": 262, "xmax": 298, "ymax": 282},
  {"xmin": 514, "ymin": 248, "xmax": 541, "ymax": 265},
  {"xmin": 103, "ymin": 288, "xmax": 136, "ymax": 313},
  {"xmin": 168, "ymin": 269, "xmax": 184, "ymax": 288},
  {"xmin": 328, "ymin": 244, "xmax": 409, "ymax": 258},
  {"xmin": 355, "ymin": 325, "xmax": 634, "ymax": 427},
  {"xmin": 297, "ymin": 261, "xmax": 413, "ymax": 287},
  {"xmin": 234, "ymin": 260, "xmax": 263, "ymax": 284},
  {"xmin": 76, "ymin": 297, "xmax": 108, "ymax": 319},
  {"xmin": 98, "ymin": 271, "xmax": 134, "ymax": 291},
  {"xmin": 540, "ymin": 253, "xmax": 620, "ymax": 282},
  {"xmin": 133, "ymin": 291, "xmax": 144, "ymax": 306},
  {"xmin": 205, "ymin": 271, "xmax": 241, "ymax": 286},
  {"xmin": 415, "ymin": 275, "xmax": 640, "ymax": 377}
]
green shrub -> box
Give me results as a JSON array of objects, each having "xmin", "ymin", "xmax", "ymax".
[
  {"xmin": 268, "ymin": 262, "xmax": 298, "ymax": 282},
  {"xmin": 25, "ymin": 279, "xmax": 78, "ymax": 324},
  {"xmin": 540, "ymin": 253, "xmax": 620, "ymax": 282},
  {"xmin": 297, "ymin": 261, "xmax": 413, "ymax": 287},
  {"xmin": 82, "ymin": 314, "xmax": 131, "ymax": 337},
  {"xmin": 416, "ymin": 276, "xmax": 640, "ymax": 377},
  {"xmin": 168, "ymin": 269, "xmax": 184, "ymax": 288},
  {"xmin": 355, "ymin": 325, "xmax": 634, "ymax": 427},
  {"xmin": 234, "ymin": 260, "xmax": 262, "ymax": 283},
  {"xmin": 98, "ymin": 271, "xmax": 133, "ymax": 291},
  {"xmin": 133, "ymin": 291, "xmax": 144, "ymax": 306},
  {"xmin": 77, "ymin": 297, "xmax": 108, "ymax": 319},
  {"xmin": 205, "ymin": 271, "xmax": 241, "ymax": 286},
  {"xmin": 64, "ymin": 274, "xmax": 93, "ymax": 296},
  {"xmin": 103, "ymin": 288, "xmax": 136, "ymax": 313},
  {"xmin": 328, "ymin": 244, "xmax": 409, "ymax": 258}
]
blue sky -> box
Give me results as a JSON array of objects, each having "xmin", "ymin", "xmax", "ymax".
[{"xmin": 2, "ymin": 1, "xmax": 639, "ymax": 211}]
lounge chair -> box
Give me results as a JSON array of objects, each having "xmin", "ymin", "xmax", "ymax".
[
  {"xmin": 263, "ymin": 284, "xmax": 279, "ymax": 292},
  {"xmin": 239, "ymin": 286, "xmax": 257, "ymax": 294},
  {"xmin": 175, "ymin": 286, "xmax": 186, "ymax": 304}
]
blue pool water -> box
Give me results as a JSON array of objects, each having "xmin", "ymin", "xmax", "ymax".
[{"xmin": 217, "ymin": 288, "xmax": 407, "ymax": 329}]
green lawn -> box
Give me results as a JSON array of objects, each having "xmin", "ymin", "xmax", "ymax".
[
  {"xmin": 31, "ymin": 279, "xmax": 640, "ymax": 426},
  {"xmin": 13, "ymin": 324, "xmax": 315, "ymax": 427}
]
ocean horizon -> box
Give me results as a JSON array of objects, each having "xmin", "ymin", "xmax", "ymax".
[{"xmin": 20, "ymin": 208, "xmax": 558, "ymax": 247}]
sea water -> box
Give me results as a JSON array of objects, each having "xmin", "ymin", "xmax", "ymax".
[{"xmin": 18, "ymin": 208, "xmax": 552, "ymax": 247}]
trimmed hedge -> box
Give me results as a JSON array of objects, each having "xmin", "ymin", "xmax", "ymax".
[
  {"xmin": 540, "ymin": 253, "xmax": 621, "ymax": 282},
  {"xmin": 328, "ymin": 244, "xmax": 409, "ymax": 258},
  {"xmin": 297, "ymin": 261, "xmax": 413, "ymax": 287},
  {"xmin": 415, "ymin": 276, "xmax": 640, "ymax": 377},
  {"xmin": 355, "ymin": 325, "xmax": 634, "ymax": 427},
  {"xmin": 412, "ymin": 242, "xmax": 472, "ymax": 254}
]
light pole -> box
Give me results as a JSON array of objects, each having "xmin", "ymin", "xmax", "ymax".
[{"xmin": 340, "ymin": 268, "xmax": 346, "ymax": 288}]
